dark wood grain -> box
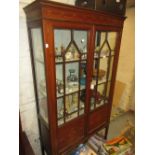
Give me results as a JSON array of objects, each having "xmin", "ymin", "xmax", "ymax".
[{"xmin": 88, "ymin": 104, "xmax": 108, "ymax": 134}]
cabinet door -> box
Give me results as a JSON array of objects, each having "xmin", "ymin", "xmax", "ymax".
[
  {"xmin": 88, "ymin": 30, "xmax": 118, "ymax": 133},
  {"xmin": 54, "ymin": 29, "xmax": 88, "ymax": 126},
  {"xmin": 90, "ymin": 30, "xmax": 117, "ymax": 110},
  {"xmin": 53, "ymin": 27, "xmax": 90, "ymax": 151}
]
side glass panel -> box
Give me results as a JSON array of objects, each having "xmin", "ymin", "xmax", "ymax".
[
  {"xmin": 90, "ymin": 31, "xmax": 117, "ymax": 110},
  {"xmin": 54, "ymin": 29, "xmax": 88, "ymax": 126},
  {"xmin": 31, "ymin": 28, "xmax": 48, "ymax": 124}
]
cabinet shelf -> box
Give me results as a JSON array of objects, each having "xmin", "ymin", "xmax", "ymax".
[
  {"xmin": 92, "ymin": 77, "xmax": 108, "ymax": 85},
  {"xmin": 94, "ymin": 54, "xmax": 115, "ymax": 59},
  {"xmin": 57, "ymin": 85, "xmax": 86, "ymax": 98},
  {"xmin": 55, "ymin": 58, "xmax": 87, "ymax": 64}
]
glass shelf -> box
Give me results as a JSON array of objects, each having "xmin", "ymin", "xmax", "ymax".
[
  {"xmin": 94, "ymin": 52, "xmax": 115, "ymax": 59},
  {"xmin": 91, "ymin": 76, "xmax": 107, "ymax": 85},
  {"xmin": 56, "ymin": 85, "xmax": 85, "ymax": 98},
  {"xmin": 55, "ymin": 58, "xmax": 87, "ymax": 64}
]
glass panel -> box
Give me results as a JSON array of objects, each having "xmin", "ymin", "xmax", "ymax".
[
  {"xmin": 97, "ymin": 84, "xmax": 106, "ymax": 98},
  {"xmin": 54, "ymin": 29, "xmax": 71, "ymax": 53},
  {"xmin": 107, "ymin": 32, "xmax": 117, "ymax": 50},
  {"xmin": 106, "ymin": 82, "xmax": 111, "ymax": 99},
  {"xmin": 56, "ymin": 64, "xmax": 64, "ymax": 97},
  {"xmin": 108, "ymin": 56, "xmax": 114, "ymax": 80},
  {"xmin": 79, "ymin": 91, "xmax": 85, "ymax": 115},
  {"xmin": 98, "ymin": 56, "xmax": 109, "ymax": 83},
  {"xmin": 91, "ymin": 31, "xmax": 117, "ymax": 110},
  {"xmin": 65, "ymin": 93, "xmax": 78, "ymax": 115},
  {"xmin": 66, "ymin": 63, "xmax": 79, "ymax": 94},
  {"xmin": 80, "ymin": 61, "xmax": 87, "ymax": 90},
  {"xmin": 100, "ymin": 42, "xmax": 111, "ymax": 57},
  {"xmin": 90, "ymin": 92, "xmax": 95, "ymax": 110},
  {"xmin": 31, "ymin": 28, "xmax": 48, "ymax": 124},
  {"xmin": 95, "ymin": 31, "xmax": 106, "ymax": 50},
  {"xmin": 65, "ymin": 43, "xmax": 80, "ymax": 61},
  {"xmin": 74, "ymin": 30, "xmax": 87, "ymax": 53},
  {"xmin": 90, "ymin": 60, "xmax": 97, "ymax": 110},
  {"xmin": 54, "ymin": 29, "xmax": 71, "ymax": 63},
  {"xmin": 57, "ymin": 98, "xmax": 64, "ymax": 126},
  {"xmin": 80, "ymin": 89, "xmax": 86, "ymax": 104},
  {"xmin": 95, "ymin": 32, "xmax": 110, "ymax": 57},
  {"xmin": 89, "ymin": 88, "xmax": 97, "ymax": 111},
  {"xmin": 54, "ymin": 29, "xmax": 88, "ymax": 125}
]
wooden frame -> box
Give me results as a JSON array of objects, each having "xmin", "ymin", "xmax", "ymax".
[{"xmin": 24, "ymin": 1, "xmax": 125, "ymax": 154}]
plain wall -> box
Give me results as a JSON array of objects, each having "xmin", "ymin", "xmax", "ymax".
[{"xmin": 115, "ymin": 7, "xmax": 135, "ymax": 111}]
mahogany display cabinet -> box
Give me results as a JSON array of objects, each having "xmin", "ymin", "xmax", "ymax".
[{"xmin": 24, "ymin": 0, "xmax": 126, "ymax": 154}]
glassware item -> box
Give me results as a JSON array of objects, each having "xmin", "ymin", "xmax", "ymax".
[
  {"xmin": 57, "ymin": 98, "xmax": 64, "ymax": 119},
  {"xmin": 65, "ymin": 93, "xmax": 78, "ymax": 114},
  {"xmin": 56, "ymin": 64, "xmax": 64, "ymax": 96},
  {"xmin": 56, "ymin": 79, "xmax": 64, "ymax": 94},
  {"xmin": 107, "ymin": 32, "xmax": 117, "ymax": 50},
  {"xmin": 65, "ymin": 43, "xmax": 80, "ymax": 61},
  {"xmin": 67, "ymin": 69, "xmax": 78, "ymax": 83}
]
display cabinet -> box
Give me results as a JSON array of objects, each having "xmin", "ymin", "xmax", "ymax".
[{"xmin": 24, "ymin": 0, "xmax": 125, "ymax": 154}]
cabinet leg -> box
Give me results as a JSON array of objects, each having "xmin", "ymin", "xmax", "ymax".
[
  {"xmin": 104, "ymin": 125, "xmax": 109, "ymax": 139},
  {"xmin": 40, "ymin": 144, "xmax": 45, "ymax": 155}
]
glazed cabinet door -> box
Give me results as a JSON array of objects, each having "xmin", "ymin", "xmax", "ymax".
[
  {"xmin": 50, "ymin": 23, "xmax": 91, "ymax": 153},
  {"xmin": 88, "ymin": 28, "xmax": 120, "ymax": 134},
  {"xmin": 54, "ymin": 29, "xmax": 88, "ymax": 125}
]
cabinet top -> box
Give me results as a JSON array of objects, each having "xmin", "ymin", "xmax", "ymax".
[{"xmin": 24, "ymin": 0, "xmax": 126, "ymax": 26}]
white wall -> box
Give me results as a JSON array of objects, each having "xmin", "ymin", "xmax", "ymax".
[{"xmin": 115, "ymin": 7, "xmax": 135, "ymax": 111}]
